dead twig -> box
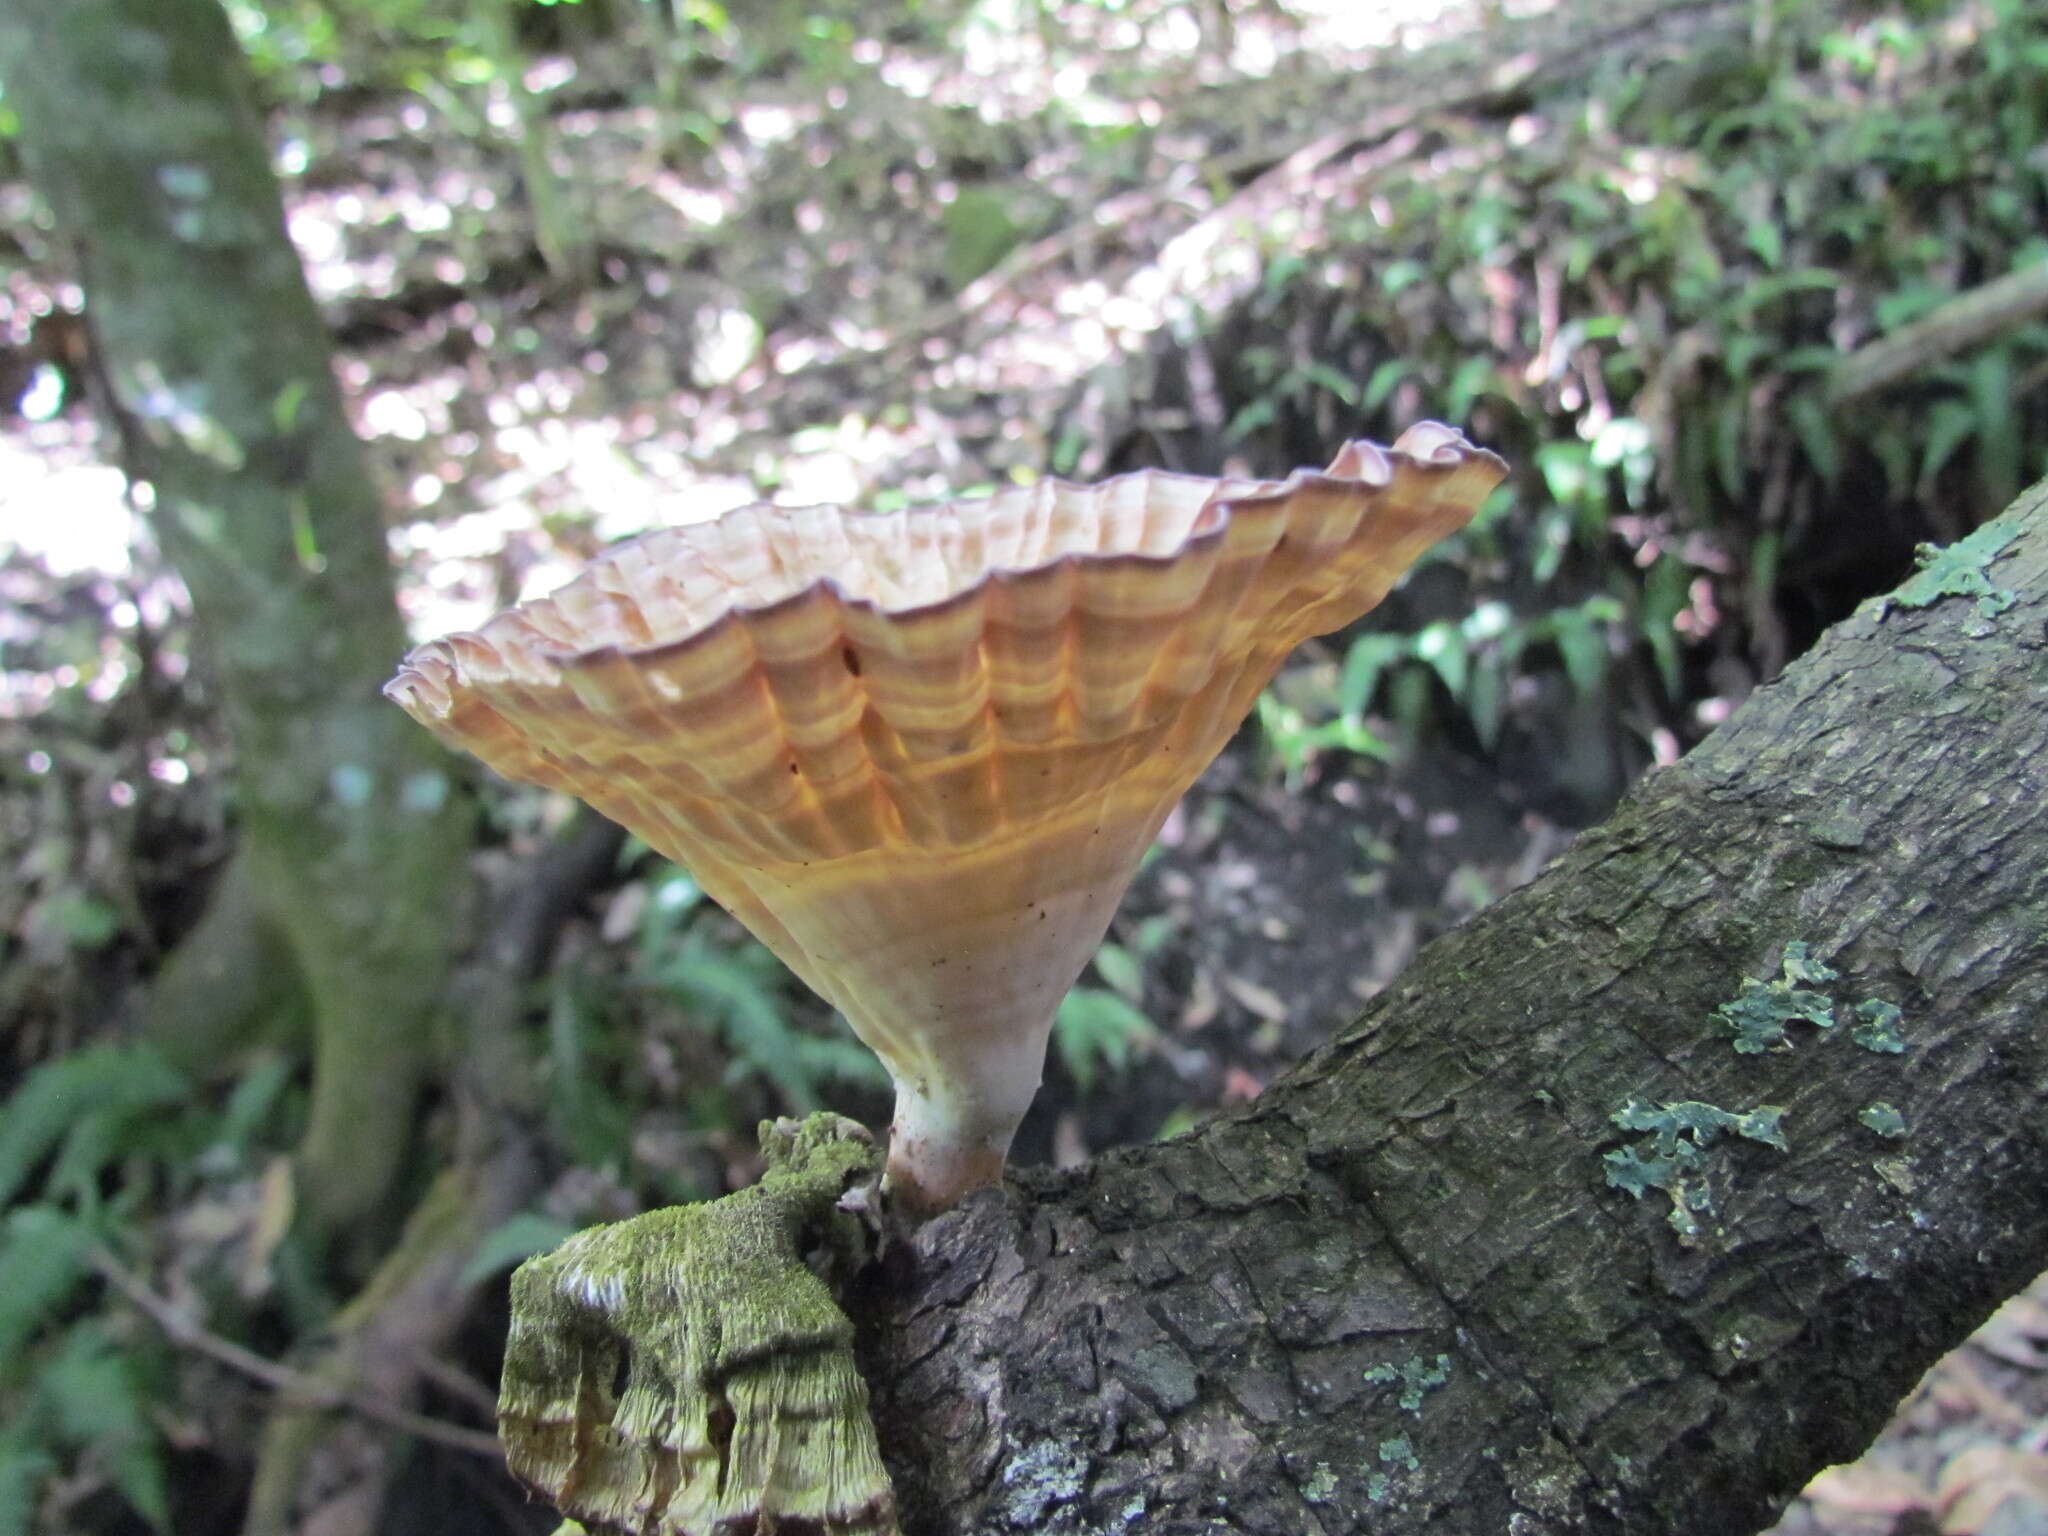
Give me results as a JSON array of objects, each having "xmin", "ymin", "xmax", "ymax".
[
  {"xmin": 1829, "ymin": 260, "xmax": 2048, "ymax": 404},
  {"xmin": 92, "ymin": 1247, "xmax": 505, "ymax": 1462}
]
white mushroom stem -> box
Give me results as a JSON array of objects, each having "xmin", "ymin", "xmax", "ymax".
[{"xmin": 882, "ymin": 1027, "xmax": 1051, "ymax": 1219}]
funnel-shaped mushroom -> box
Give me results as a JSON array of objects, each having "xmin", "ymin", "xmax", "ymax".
[{"xmin": 388, "ymin": 423, "xmax": 1506, "ymax": 1215}]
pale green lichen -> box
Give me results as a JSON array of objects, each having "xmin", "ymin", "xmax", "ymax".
[
  {"xmin": 1886, "ymin": 524, "xmax": 2020, "ymax": 619},
  {"xmin": 1302, "ymin": 1464, "xmax": 1339, "ymax": 1504},
  {"xmin": 1859, "ymin": 1102, "xmax": 1909, "ymax": 1139},
  {"xmin": 1102, "ymin": 1492, "xmax": 1149, "ymax": 1532},
  {"xmin": 1364, "ymin": 1353, "xmax": 1451, "ymax": 1414},
  {"xmin": 997, "ymin": 1441, "xmax": 1088, "ymax": 1527},
  {"xmin": 1364, "ymin": 1432, "xmax": 1423, "ymax": 1503},
  {"xmin": 498, "ymin": 1114, "xmax": 895, "ymax": 1536},
  {"xmin": 1850, "ymin": 999, "xmax": 1907, "ymax": 1053},
  {"xmin": 1715, "ymin": 945, "xmax": 1911, "ymax": 1064},
  {"xmin": 1778, "ymin": 941, "xmax": 1839, "ymax": 986},
  {"xmin": 1716, "ymin": 943, "xmax": 1838, "ymax": 1052},
  {"xmin": 1603, "ymin": 1098, "xmax": 1789, "ymax": 1243}
]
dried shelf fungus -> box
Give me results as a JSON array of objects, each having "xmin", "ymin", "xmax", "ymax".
[{"xmin": 388, "ymin": 423, "xmax": 1507, "ymax": 1215}]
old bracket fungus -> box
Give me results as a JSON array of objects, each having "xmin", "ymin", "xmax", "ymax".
[
  {"xmin": 497, "ymin": 1114, "xmax": 893, "ymax": 1534},
  {"xmin": 389, "ymin": 422, "xmax": 1506, "ymax": 1215}
]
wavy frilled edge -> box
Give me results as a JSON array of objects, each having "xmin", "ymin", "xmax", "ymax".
[{"xmin": 386, "ymin": 422, "xmax": 1506, "ymax": 717}]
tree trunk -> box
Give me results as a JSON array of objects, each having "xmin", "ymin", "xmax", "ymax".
[
  {"xmin": 860, "ymin": 483, "xmax": 2048, "ymax": 1535},
  {"xmin": 0, "ymin": 0, "xmax": 473, "ymax": 1246}
]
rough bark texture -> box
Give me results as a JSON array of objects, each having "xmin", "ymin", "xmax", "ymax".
[
  {"xmin": 0, "ymin": 0, "xmax": 472, "ymax": 1243},
  {"xmin": 859, "ymin": 482, "xmax": 2048, "ymax": 1536}
]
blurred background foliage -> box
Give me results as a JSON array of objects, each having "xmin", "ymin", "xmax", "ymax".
[{"xmin": 2, "ymin": 0, "xmax": 2046, "ymax": 1530}]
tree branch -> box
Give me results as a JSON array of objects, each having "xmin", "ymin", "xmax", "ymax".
[
  {"xmin": 1829, "ymin": 260, "xmax": 2048, "ymax": 403},
  {"xmin": 860, "ymin": 482, "xmax": 2048, "ymax": 1535}
]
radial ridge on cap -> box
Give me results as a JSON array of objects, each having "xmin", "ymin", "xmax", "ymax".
[{"xmin": 383, "ymin": 426, "xmax": 1507, "ymax": 872}]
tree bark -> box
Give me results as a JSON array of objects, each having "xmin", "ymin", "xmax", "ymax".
[
  {"xmin": 0, "ymin": 0, "xmax": 473, "ymax": 1246},
  {"xmin": 859, "ymin": 482, "xmax": 2048, "ymax": 1535}
]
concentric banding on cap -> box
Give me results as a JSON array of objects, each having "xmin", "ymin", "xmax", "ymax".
[{"xmin": 385, "ymin": 425, "xmax": 1504, "ymax": 871}]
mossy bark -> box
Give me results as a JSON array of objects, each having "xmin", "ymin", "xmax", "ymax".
[
  {"xmin": 499, "ymin": 1115, "xmax": 895, "ymax": 1535},
  {"xmin": 0, "ymin": 0, "xmax": 472, "ymax": 1244},
  {"xmin": 863, "ymin": 483, "xmax": 2048, "ymax": 1534}
]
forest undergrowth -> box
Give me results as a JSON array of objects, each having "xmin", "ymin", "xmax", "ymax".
[{"xmin": 2, "ymin": 0, "xmax": 2045, "ymax": 1530}]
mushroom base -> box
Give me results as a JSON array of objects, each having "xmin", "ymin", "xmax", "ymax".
[{"xmin": 882, "ymin": 1032, "xmax": 1049, "ymax": 1219}]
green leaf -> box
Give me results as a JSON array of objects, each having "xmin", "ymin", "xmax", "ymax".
[
  {"xmin": 1337, "ymin": 634, "xmax": 1406, "ymax": 717},
  {"xmin": 1743, "ymin": 218, "xmax": 1783, "ymax": 269},
  {"xmin": 1299, "ymin": 362, "xmax": 1360, "ymax": 407},
  {"xmin": 1918, "ymin": 399, "xmax": 1979, "ymax": 494},
  {"xmin": 1535, "ymin": 440, "xmax": 1593, "ymax": 508},
  {"xmin": 652, "ymin": 930, "xmax": 885, "ymax": 1113},
  {"xmin": 1732, "ymin": 267, "xmax": 1840, "ymax": 317},
  {"xmin": 1641, "ymin": 555, "xmax": 1689, "ymax": 700},
  {"xmin": 1361, "ymin": 359, "xmax": 1412, "ymax": 412},
  {"xmin": 1786, "ymin": 392, "xmax": 1841, "ymax": 486},
  {"xmin": 1412, "ymin": 622, "xmax": 1468, "ymax": 701},
  {"xmin": 0, "ymin": 1046, "xmax": 186, "ymax": 1209},
  {"xmin": 1873, "ymin": 282, "xmax": 1949, "ymax": 331},
  {"xmin": 1380, "ymin": 259, "xmax": 1427, "ymax": 296},
  {"xmin": 1223, "ymin": 397, "xmax": 1280, "ymax": 443},
  {"xmin": 41, "ymin": 893, "xmax": 121, "ymax": 951},
  {"xmin": 1090, "ymin": 942, "xmax": 1144, "ymax": 1004},
  {"xmin": 1547, "ymin": 606, "xmax": 1609, "ymax": 700},
  {"xmin": 1713, "ymin": 398, "xmax": 1747, "ymax": 500},
  {"xmin": 216, "ymin": 1053, "xmax": 294, "ymax": 1156},
  {"xmin": 942, "ymin": 187, "xmax": 1031, "ymax": 291},
  {"xmin": 1054, "ymin": 988, "xmax": 1155, "ymax": 1093},
  {"xmin": 0, "ymin": 1207, "xmax": 92, "ymax": 1375},
  {"xmin": 1130, "ymin": 914, "xmax": 1178, "ymax": 958},
  {"xmin": 1154, "ymin": 1106, "xmax": 1199, "ymax": 1142},
  {"xmin": 1466, "ymin": 650, "xmax": 1506, "ymax": 749},
  {"xmin": 544, "ymin": 978, "xmax": 635, "ymax": 1169},
  {"xmin": 461, "ymin": 1214, "xmax": 580, "ymax": 1288},
  {"xmin": 40, "ymin": 1324, "xmax": 169, "ymax": 1530},
  {"xmin": 0, "ymin": 1430, "xmax": 54, "ymax": 1536},
  {"xmin": 1444, "ymin": 356, "xmax": 1498, "ymax": 423},
  {"xmin": 1967, "ymin": 348, "xmax": 2021, "ymax": 507}
]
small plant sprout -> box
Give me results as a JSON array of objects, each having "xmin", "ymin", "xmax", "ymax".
[{"xmin": 389, "ymin": 427, "xmax": 1505, "ymax": 1217}]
